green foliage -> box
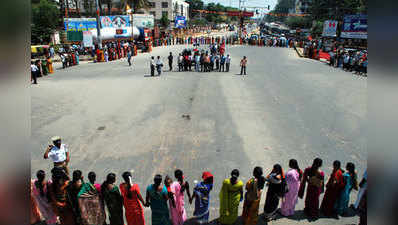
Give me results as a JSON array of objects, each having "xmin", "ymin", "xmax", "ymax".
[
  {"xmin": 265, "ymin": 0, "xmax": 296, "ymax": 23},
  {"xmin": 160, "ymin": 14, "xmax": 170, "ymax": 28},
  {"xmin": 189, "ymin": 18, "xmax": 207, "ymax": 27},
  {"xmin": 186, "ymin": 0, "xmax": 238, "ymax": 24},
  {"xmin": 31, "ymin": 0, "xmax": 60, "ymax": 44},
  {"xmin": 285, "ymin": 16, "xmax": 312, "ymax": 29},
  {"xmin": 311, "ymin": 20, "xmax": 324, "ymax": 36},
  {"xmin": 309, "ymin": 0, "xmax": 366, "ymax": 21}
]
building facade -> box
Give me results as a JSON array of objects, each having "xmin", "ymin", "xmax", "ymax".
[
  {"xmin": 57, "ymin": 0, "xmax": 189, "ymax": 22},
  {"xmin": 136, "ymin": 0, "xmax": 189, "ymax": 21},
  {"xmin": 295, "ymin": 0, "xmax": 311, "ymax": 14}
]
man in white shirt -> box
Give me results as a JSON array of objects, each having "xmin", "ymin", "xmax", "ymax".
[
  {"xmin": 225, "ymin": 54, "xmax": 231, "ymax": 72},
  {"xmin": 156, "ymin": 56, "xmax": 163, "ymax": 76},
  {"xmin": 44, "ymin": 136, "xmax": 70, "ymax": 175},
  {"xmin": 31, "ymin": 61, "xmax": 38, "ymax": 84}
]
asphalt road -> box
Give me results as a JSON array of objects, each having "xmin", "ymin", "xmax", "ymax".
[{"xmin": 31, "ymin": 44, "xmax": 366, "ymax": 225}]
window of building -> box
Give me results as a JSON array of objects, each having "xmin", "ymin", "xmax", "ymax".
[
  {"xmin": 181, "ymin": 5, "xmax": 184, "ymax": 16},
  {"xmin": 162, "ymin": 2, "xmax": 168, "ymax": 8},
  {"xmin": 148, "ymin": 2, "xmax": 155, "ymax": 8},
  {"xmin": 162, "ymin": 11, "xmax": 168, "ymax": 18},
  {"xmin": 150, "ymin": 11, "xmax": 156, "ymax": 17}
]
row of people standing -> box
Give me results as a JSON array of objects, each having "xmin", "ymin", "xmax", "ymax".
[
  {"xmin": 177, "ymin": 52, "xmax": 232, "ymax": 73},
  {"xmin": 31, "ymin": 158, "xmax": 366, "ymax": 225},
  {"xmin": 59, "ymin": 51, "xmax": 79, "ymax": 69},
  {"xmin": 30, "ymin": 57, "xmax": 54, "ymax": 84}
]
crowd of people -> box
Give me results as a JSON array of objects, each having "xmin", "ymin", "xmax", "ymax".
[
  {"xmin": 31, "ymin": 136, "xmax": 367, "ymax": 225},
  {"xmin": 301, "ymin": 38, "xmax": 368, "ymax": 76},
  {"xmin": 31, "ymin": 57, "xmax": 54, "ymax": 84},
  {"xmin": 148, "ymin": 42, "xmax": 249, "ymax": 77}
]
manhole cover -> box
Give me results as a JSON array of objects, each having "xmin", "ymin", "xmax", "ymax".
[{"xmin": 97, "ymin": 126, "xmax": 106, "ymax": 131}]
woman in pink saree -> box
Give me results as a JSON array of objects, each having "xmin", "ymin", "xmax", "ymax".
[
  {"xmin": 280, "ymin": 159, "xmax": 302, "ymax": 217},
  {"xmin": 31, "ymin": 170, "xmax": 57, "ymax": 225},
  {"xmin": 169, "ymin": 169, "xmax": 192, "ymax": 225}
]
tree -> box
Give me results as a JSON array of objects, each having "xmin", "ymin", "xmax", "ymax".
[
  {"xmin": 285, "ymin": 16, "xmax": 312, "ymax": 29},
  {"xmin": 186, "ymin": 0, "xmax": 204, "ymax": 18},
  {"xmin": 160, "ymin": 13, "xmax": 170, "ymax": 28},
  {"xmin": 31, "ymin": 0, "xmax": 60, "ymax": 44}
]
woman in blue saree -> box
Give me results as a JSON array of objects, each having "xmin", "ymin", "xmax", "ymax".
[
  {"xmin": 190, "ymin": 171, "xmax": 214, "ymax": 224},
  {"xmin": 334, "ymin": 162, "xmax": 358, "ymax": 216}
]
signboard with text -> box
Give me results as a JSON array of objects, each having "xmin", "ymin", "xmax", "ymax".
[
  {"xmin": 322, "ymin": 20, "xmax": 338, "ymax": 37},
  {"xmin": 133, "ymin": 14, "xmax": 154, "ymax": 29},
  {"xmin": 64, "ymin": 18, "xmax": 97, "ymax": 31},
  {"xmin": 341, "ymin": 14, "xmax": 367, "ymax": 39},
  {"xmin": 175, "ymin": 16, "xmax": 187, "ymax": 29}
]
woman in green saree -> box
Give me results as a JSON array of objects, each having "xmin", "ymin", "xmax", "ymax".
[{"xmin": 219, "ymin": 169, "xmax": 244, "ymax": 225}]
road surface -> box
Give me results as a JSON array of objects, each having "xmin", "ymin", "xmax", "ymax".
[{"xmin": 31, "ymin": 44, "xmax": 366, "ymax": 225}]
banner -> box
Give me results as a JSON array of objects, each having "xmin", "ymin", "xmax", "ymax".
[
  {"xmin": 175, "ymin": 16, "xmax": 187, "ymax": 29},
  {"xmin": 64, "ymin": 18, "xmax": 97, "ymax": 31},
  {"xmin": 322, "ymin": 20, "xmax": 338, "ymax": 37},
  {"xmin": 100, "ymin": 15, "xmax": 131, "ymax": 28},
  {"xmin": 100, "ymin": 15, "xmax": 131, "ymax": 38},
  {"xmin": 133, "ymin": 14, "xmax": 154, "ymax": 29},
  {"xmin": 341, "ymin": 14, "xmax": 367, "ymax": 39},
  {"xmin": 82, "ymin": 31, "xmax": 93, "ymax": 47}
]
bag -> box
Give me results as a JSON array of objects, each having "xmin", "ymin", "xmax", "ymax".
[{"xmin": 277, "ymin": 178, "xmax": 289, "ymax": 198}]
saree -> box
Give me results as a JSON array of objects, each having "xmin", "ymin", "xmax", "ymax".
[
  {"xmin": 242, "ymin": 178, "xmax": 262, "ymax": 225},
  {"xmin": 47, "ymin": 59, "xmax": 53, "ymax": 74},
  {"xmin": 77, "ymin": 183, "xmax": 106, "ymax": 225},
  {"xmin": 102, "ymin": 185, "xmax": 124, "ymax": 225},
  {"xmin": 169, "ymin": 181, "xmax": 187, "ymax": 225},
  {"xmin": 120, "ymin": 183, "xmax": 145, "ymax": 225},
  {"xmin": 31, "ymin": 179, "xmax": 57, "ymax": 224},
  {"xmin": 219, "ymin": 179, "xmax": 243, "ymax": 224},
  {"xmin": 264, "ymin": 174, "xmax": 281, "ymax": 220},
  {"xmin": 193, "ymin": 182, "xmax": 213, "ymax": 224},
  {"xmin": 298, "ymin": 167, "xmax": 324, "ymax": 218},
  {"xmin": 281, "ymin": 169, "xmax": 301, "ymax": 217},
  {"xmin": 48, "ymin": 181, "xmax": 77, "ymax": 225},
  {"xmin": 320, "ymin": 169, "xmax": 344, "ymax": 216},
  {"xmin": 147, "ymin": 184, "xmax": 171, "ymax": 225},
  {"xmin": 334, "ymin": 172, "xmax": 355, "ymax": 215}
]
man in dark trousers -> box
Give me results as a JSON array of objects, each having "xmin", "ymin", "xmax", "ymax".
[
  {"xmin": 219, "ymin": 54, "xmax": 226, "ymax": 72},
  {"xmin": 225, "ymin": 54, "xmax": 231, "ymax": 72},
  {"xmin": 240, "ymin": 56, "xmax": 247, "ymax": 75},
  {"xmin": 168, "ymin": 52, "xmax": 173, "ymax": 71},
  {"xmin": 150, "ymin": 56, "xmax": 155, "ymax": 76},
  {"xmin": 127, "ymin": 49, "xmax": 132, "ymax": 66},
  {"xmin": 31, "ymin": 61, "xmax": 38, "ymax": 84}
]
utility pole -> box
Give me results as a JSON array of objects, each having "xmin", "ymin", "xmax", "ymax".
[{"xmin": 95, "ymin": 0, "xmax": 102, "ymax": 48}]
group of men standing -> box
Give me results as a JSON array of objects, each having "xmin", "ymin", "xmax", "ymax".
[
  {"xmin": 176, "ymin": 51, "xmax": 232, "ymax": 73},
  {"xmin": 150, "ymin": 51, "xmax": 248, "ymax": 76}
]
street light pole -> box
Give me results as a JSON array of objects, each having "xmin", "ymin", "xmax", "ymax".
[{"xmin": 95, "ymin": 0, "xmax": 102, "ymax": 48}]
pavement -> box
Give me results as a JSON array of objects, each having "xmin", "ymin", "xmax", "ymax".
[{"xmin": 31, "ymin": 44, "xmax": 366, "ymax": 225}]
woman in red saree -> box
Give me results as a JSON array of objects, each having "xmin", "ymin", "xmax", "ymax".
[
  {"xmin": 120, "ymin": 171, "xmax": 146, "ymax": 225},
  {"xmin": 320, "ymin": 160, "xmax": 345, "ymax": 217},
  {"xmin": 298, "ymin": 158, "xmax": 325, "ymax": 220}
]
